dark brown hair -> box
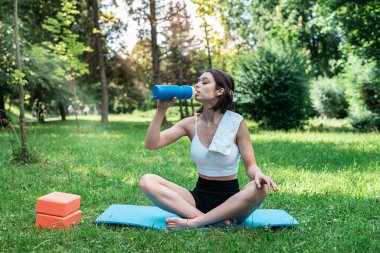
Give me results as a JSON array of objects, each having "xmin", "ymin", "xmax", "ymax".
[{"xmin": 197, "ymin": 69, "xmax": 235, "ymax": 113}]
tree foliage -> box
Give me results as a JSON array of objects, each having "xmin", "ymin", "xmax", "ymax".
[
  {"xmin": 0, "ymin": 0, "xmax": 379, "ymax": 132},
  {"xmin": 42, "ymin": 0, "xmax": 91, "ymax": 80},
  {"xmin": 236, "ymin": 40, "xmax": 311, "ymax": 130},
  {"xmin": 330, "ymin": 0, "xmax": 380, "ymax": 64},
  {"xmin": 220, "ymin": 0, "xmax": 344, "ymax": 77},
  {"xmin": 191, "ymin": 0, "xmax": 222, "ymax": 68},
  {"xmin": 310, "ymin": 78, "xmax": 349, "ymax": 119}
]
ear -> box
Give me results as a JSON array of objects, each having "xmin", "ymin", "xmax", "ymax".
[{"xmin": 216, "ymin": 88, "xmax": 224, "ymax": 97}]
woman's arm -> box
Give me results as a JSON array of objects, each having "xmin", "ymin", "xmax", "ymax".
[
  {"xmin": 144, "ymin": 98, "xmax": 188, "ymax": 150},
  {"xmin": 236, "ymin": 120, "xmax": 279, "ymax": 191}
]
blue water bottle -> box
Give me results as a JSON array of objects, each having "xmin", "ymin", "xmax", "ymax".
[{"xmin": 152, "ymin": 85, "xmax": 195, "ymax": 100}]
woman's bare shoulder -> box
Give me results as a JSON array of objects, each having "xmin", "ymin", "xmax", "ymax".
[
  {"xmin": 177, "ymin": 115, "xmax": 197, "ymax": 135},
  {"xmin": 177, "ymin": 115, "xmax": 196, "ymax": 126},
  {"xmin": 236, "ymin": 120, "xmax": 249, "ymax": 137}
]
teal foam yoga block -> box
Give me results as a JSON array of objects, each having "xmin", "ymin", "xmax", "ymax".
[{"xmin": 95, "ymin": 204, "xmax": 299, "ymax": 231}]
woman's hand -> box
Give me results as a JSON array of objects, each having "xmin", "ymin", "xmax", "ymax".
[
  {"xmin": 253, "ymin": 172, "xmax": 279, "ymax": 191},
  {"xmin": 157, "ymin": 97, "xmax": 176, "ymax": 112}
]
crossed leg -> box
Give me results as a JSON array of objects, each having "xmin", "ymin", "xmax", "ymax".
[
  {"xmin": 138, "ymin": 174, "xmax": 203, "ymax": 219},
  {"xmin": 165, "ymin": 180, "xmax": 268, "ymax": 231},
  {"xmin": 138, "ymin": 174, "xmax": 268, "ymax": 231}
]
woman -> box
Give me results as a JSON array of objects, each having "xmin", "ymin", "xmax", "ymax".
[{"xmin": 140, "ymin": 69, "xmax": 279, "ymax": 231}]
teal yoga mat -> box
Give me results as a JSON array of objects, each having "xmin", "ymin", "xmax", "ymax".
[{"xmin": 95, "ymin": 204, "xmax": 299, "ymax": 230}]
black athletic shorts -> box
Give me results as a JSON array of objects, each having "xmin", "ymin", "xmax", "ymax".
[{"xmin": 189, "ymin": 176, "xmax": 240, "ymax": 213}]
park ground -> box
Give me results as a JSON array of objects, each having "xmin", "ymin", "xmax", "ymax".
[{"xmin": 0, "ymin": 111, "xmax": 379, "ymax": 252}]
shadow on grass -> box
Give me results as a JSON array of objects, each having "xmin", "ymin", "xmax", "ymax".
[
  {"xmin": 254, "ymin": 140, "xmax": 379, "ymax": 173},
  {"xmin": 7, "ymin": 119, "xmax": 378, "ymax": 174},
  {"xmin": 248, "ymin": 126, "xmax": 371, "ymax": 134}
]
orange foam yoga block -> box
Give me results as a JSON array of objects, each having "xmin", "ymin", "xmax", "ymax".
[
  {"xmin": 35, "ymin": 210, "xmax": 82, "ymax": 229},
  {"xmin": 36, "ymin": 192, "xmax": 81, "ymax": 217}
]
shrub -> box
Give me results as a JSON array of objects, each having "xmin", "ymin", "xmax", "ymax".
[
  {"xmin": 351, "ymin": 111, "xmax": 380, "ymax": 132},
  {"xmin": 341, "ymin": 56, "xmax": 379, "ymax": 131},
  {"xmin": 341, "ymin": 55, "xmax": 379, "ymax": 114},
  {"xmin": 361, "ymin": 78, "xmax": 380, "ymax": 115},
  {"xmin": 310, "ymin": 78, "xmax": 349, "ymax": 119},
  {"xmin": 235, "ymin": 40, "xmax": 311, "ymax": 130}
]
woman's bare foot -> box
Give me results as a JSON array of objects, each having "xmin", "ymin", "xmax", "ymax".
[
  {"xmin": 165, "ymin": 217, "xmax": 232, "ymax": 231},
  {"xmin": 213, "ymin": 219, "xmax": 232, "ymax": 227},
  {"xmin": 165, "ymin": 217, "xmax": 198, "ymax": 231}
]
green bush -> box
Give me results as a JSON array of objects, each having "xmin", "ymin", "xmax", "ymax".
[
  {"xmin": 310, "ymin": 78, "xmax": 349, "ymax": 119},
  {"xmin": 235, "ymin": 41, "xmax": 311, "ymax": 130},
  {"xmin": 340, "ymin": 56, "xmax": 379, "ymax": 131},
  {"xmin": 138, "ymin": 97, "xmax": 156, "ymax": 111},
  {"xmin": 351, "ymin": 111, "xmax": 380, "ymax": 132},
  {"xmin": 341, "ymin": 56, "xmax": 379, "ymax": 114},
  {"xmin": 361, "ymin": 79, "xmax": 380, "ymax": 115}
]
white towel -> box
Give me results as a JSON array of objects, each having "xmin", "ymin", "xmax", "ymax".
[{"xmin": 208, "ymin": 110, "xmax": 244, "ymax": 155}]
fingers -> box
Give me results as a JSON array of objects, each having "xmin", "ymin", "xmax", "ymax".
[
  {"xmin": 167, "ymin": 97, "xmax": 177, "ymax": 106},
  {"xmin": 157, "ymin": 97, "xmax": 176, "ymax": 108},
  {"xmin": 258, "ymin": 176, "xmax": 279, "ymax": 192},
  {"xmin": 265, "ymin": 177, "xmax": 279, "ymax": 191},
  {"xmin": 255, "ymin": 177, "xmax": 261, "ymax": 188},
  {"xmin": 265, "ymin": 178, "xmax": 271, "ymax": 188},
  {"xmin": 253, "ymin": 173, "xmax": 280, "ymax": 192},
  {"xmin": 271, "ymin": 179, "xmax": 280, "ymax": 191}
]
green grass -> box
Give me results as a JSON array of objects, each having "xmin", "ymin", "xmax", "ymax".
[{"xmin": 0, "ymin": 114, "xmax": 379, "ymax": 252}]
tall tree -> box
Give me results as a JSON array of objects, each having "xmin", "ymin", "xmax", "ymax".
[
  {"xmin": 162, "ymin": 1, "xmax": 197, "ymax": 118},
  {"xmin": 1, "ymin": 0, "xmax": 64, "ymax": 118},
  {"xmin": 191, "ymin": 0, "xmax": 220, "ymax": 69},
  {"xmin": 127, "ymin": 0, "xmax": 176, "ymax": 123},
  {"xmin": 13, "ymin": 0, "xmax": 28, "ymax": 155},
  {"xmin": 90, "ymin": 0, "xmax": 109, "ymax": 124},
  {"xmin": 219, "ymin": 0, "xmax": 343, "ymax": 77},
  {"xmin": 149, "ymin": 0, "xmax": 160, "ymax": 85},
  {"xmin": 42, "ymin": 0, "xmax": 91, "ymax": 131},
  {"xmin": 330, "ymin": 0, "xmax": 380, "ymax": 65},
  {"xmin": 0, "ymin": 8, "xmax": 16, "ymax": 111},
  {"xmin": 280, "ymin": 0, "xmax": 342, "ymax": 77},
  {"xmin": 127, "ymin": 0, "xmax": 163, "ymax": 85}
]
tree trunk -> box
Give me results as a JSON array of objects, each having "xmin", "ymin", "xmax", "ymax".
[
  {"xmin": 72, "ymin": 79, "xmax": 80, "ymax": 132},
  {"xmin": 58, "ymin": 102, "xmax": 66, "ymax": 121},
  {"xmin": 149, "ymin": 0, "xmax": 168, "ymax": 124},
  {"xmin": 14, "ymin": 0, "xmax": 27, "ymax": 152},
  {"xmin": 184, "ymin": 99, "xmax": 189, "ymax": 117},
  {"xmin": 179, "ymin": 99, "xmax": 184, "ymax": 119},
  {"xmin": 8, "ymin": 96, "xmax": 12, "ymax": 111},
  {"xmin": 0, "ymin": 93, "xmax": 4, "ymax": 110},
  {"xmin": 91, "ymin": 0, "xmax": 109, "ymax": 124},
  {"xmin": 202, "ymin": 16, "xmax": 212, "ymax": 69},
  {"xmin": 191, "ymin": 99, "xmax": 194, "ymax": 116},
  {"xmin": 149, "ymin": 0, "xmax": 160, "ymax": 86}
]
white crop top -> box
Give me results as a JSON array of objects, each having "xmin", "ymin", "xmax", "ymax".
[{"xmin": 190, "ymin": 116, "xmax": 241, "ymax": 177}]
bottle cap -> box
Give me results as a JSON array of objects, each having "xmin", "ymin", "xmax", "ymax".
[{"xmin": 190, "ymin": 86, "xmax": 195, "ymax": 99}]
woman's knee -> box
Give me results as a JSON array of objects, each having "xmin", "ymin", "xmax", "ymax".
[
  {"xmin": 243, "ymin": 181, "xmax": 269, "ymax": 202},
  {"xmin": 138, "ymin": 173, "xmax": 159, "ymax": 193},
  {"xmin": 258, "ymin": 184, "xmax": 269, "ymax": 198}
]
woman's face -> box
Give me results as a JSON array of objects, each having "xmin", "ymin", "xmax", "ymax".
[{"xmin": 194, "ymin": 72, "xmax": 224, "ymax": 103}]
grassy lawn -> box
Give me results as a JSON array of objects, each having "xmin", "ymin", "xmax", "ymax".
[{"xmin": 0, "ymin": 113, "xmax": 379, "ymax": 252}]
